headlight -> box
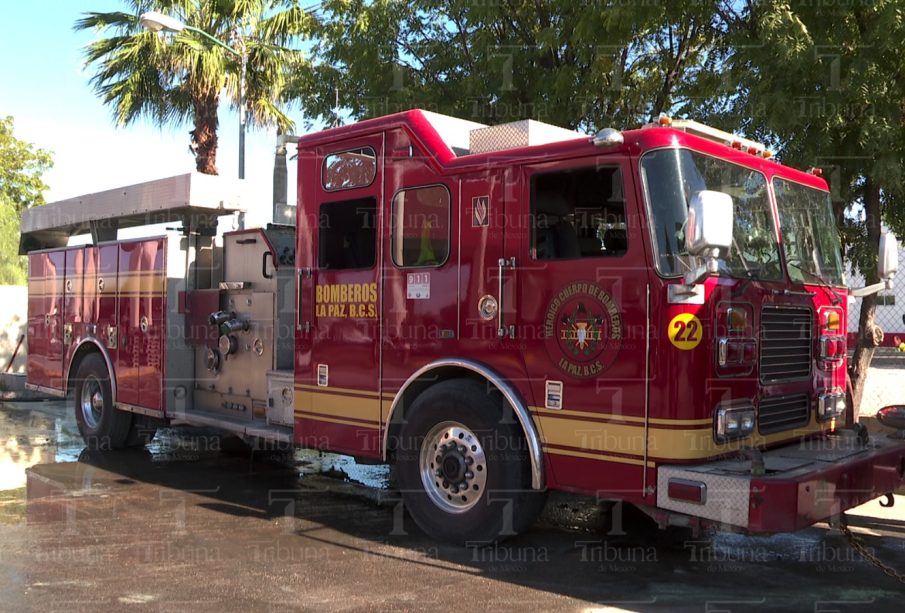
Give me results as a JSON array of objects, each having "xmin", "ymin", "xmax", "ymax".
[{"xmin": 715, "ymin": 404, "xmax": 756, "ymax": 442}]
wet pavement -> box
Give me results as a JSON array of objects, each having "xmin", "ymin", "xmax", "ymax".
[{"xmin": 1, "ymin": 400, "xmax": 905, "ymax": 612}]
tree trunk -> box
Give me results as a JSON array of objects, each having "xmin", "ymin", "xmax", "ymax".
[
  {"xmin": 192, "ymin": 91, "xmax": 220, "ymax": 175},
  {"xmin": 848, "ymin": 180, "xmax": 882, "ymax": 423}
]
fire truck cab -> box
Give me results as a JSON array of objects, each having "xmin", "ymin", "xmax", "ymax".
[{"xmin": 20, "ymin": 110, "xmax": 905, "ymax": 544}]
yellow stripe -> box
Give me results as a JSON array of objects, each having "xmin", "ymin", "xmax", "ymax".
[
  {"xmin": 27, "ymin": 279, "xmax": 64, "ymax": 295},
  {"xmin": 27, "ymin": 273, "xmax": 166, "ymax": 296},
  {"xmin": 535, "ymin": 413, "xmax": 829, "ymax": 462},
  {"xmin": 542, "ymin": 445, "xmax": 654, "ymax": 468},
  {"xmin": 530, "ymin": 405, "xmax": 713, "ymax": 426},
  {"xmin": 536, "ymin": 414, "xmax": 649, "ymax": 457},
  {"xmin": 295, "ymin": 411, "xmax": 380, "ymax": 429},
  {"xmin": 118, "ymin": 275, "xmax": 165, "ymax": 294},
  {"xmin": 653, "ymin": 417, "xmax": 830, "ymax": 460},
  {"xmin": 649, "ymin": 417, "xmax": 713, "ymax": 426},
  {"xmin": 294, "ymin": 388, "xmax": 381, "ymax": 423},
  {"xmin": 27, "ymin": 293, "xmax": 166, "ymax": 299},
  {"xmin": 28, "ymin": 271, "xmax": 165, "ymax": 281},
  {"xmin": 295, "ymin": 383, "xmax": 394, "ymax": 399}
]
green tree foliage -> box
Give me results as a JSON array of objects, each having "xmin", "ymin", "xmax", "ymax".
[
  {"xmin": 0, "ymin": 117, "xmax": 53, "ymax": 285},
  {"xmin": 76, "ymin": 0, "xmax": 314, "ymax": 175},
  {"xmin": 715, "ymin": 1, "xmax": 905, "ymax": 409},
  {"xmin": 305, "ymin": 0, "xmax": 905, "ymax": 412},
  {"xmin": 297, "ymin": 0, "xmax": 723, "ymax": 130}
]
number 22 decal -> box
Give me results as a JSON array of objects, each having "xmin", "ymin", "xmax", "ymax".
[{"xmin": 668, "ymin": 313, "xmax": 703, "ymax": 350}]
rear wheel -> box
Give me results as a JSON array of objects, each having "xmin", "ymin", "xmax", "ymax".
[
  {"xmin": 395, "ymin": 379, "xmax": 547, "ymax": 545},
  {"xmin": 124, "ymin": 415, "xmax": 158, "ymax": 448},
  {"xmin": 73, "ymin": 354, "xmax": 131, "ymax": 450}
]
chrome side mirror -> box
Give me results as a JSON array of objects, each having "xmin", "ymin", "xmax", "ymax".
[
  {"xmin": 687, "ymin": 190, "xmax": 734, "ymax": 257},
  {"xmin": 684, "ymin": 191, "xmax": 733, "ymax": 284},
  {"xmin": 878, "ymin": 232, "xmax": 898, "ymax": 289}
]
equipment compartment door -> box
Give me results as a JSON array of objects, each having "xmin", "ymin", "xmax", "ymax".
[
  {"xmin": 63, "ymin": 247, "xmax": 85, "ymax": 377},
  {"xmin": 515, "ymin": 158, "xmax": 650, "ymax": 494},
  {"xmin": 296, "ymin": 134, "xmax": 384, "ymax": 456},
  {"xmin": 139, "ymin": 239, "xmax": 165, "ymax": 411},
  {"xmin": 26, "ymin": 250, "xmax": 65, "ymax": 391},
  {"xmin": 116, "ymin": 238, "xmax": 165, "ymax": 409}
]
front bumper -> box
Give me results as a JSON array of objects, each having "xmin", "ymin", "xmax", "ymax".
[{"xmin": 656, "ymin": 431, "xmax": 905, "ymax": 533}]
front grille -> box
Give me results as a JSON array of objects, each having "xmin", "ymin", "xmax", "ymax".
[
  {"xmin": 760, "ymin": 307, "xmax": 813, "ymax": 382},
  {"xmin": 758, "ymin": 394, "xmax": 810, "ymax": 434}
]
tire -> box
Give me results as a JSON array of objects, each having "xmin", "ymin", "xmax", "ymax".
[
  {"xmin": 395, "ymin": 379, "xmax": 547, "ymax": 545},
  {"xmin": 124, "ymin": 415, "xmax": 158, "ymax": 448},
  {"xmin": 73, "ymin": 353, "xmax": 132, "ymax": 450},
  {"xmin": 219, "ymin": 434, "xmax": 254, "ymax": 456}
]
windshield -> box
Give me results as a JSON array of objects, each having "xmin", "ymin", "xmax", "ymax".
[
  {"xmin": 641, "ymin": 149, "xmax": 782, "ymax": 280},
  {"xmin": 772, "ymin": 178, "xmax": 844, "ymax": 286}
]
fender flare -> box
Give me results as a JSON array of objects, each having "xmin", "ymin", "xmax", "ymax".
[
  {"xmin": 66, "ymin": 337, "xmax": 117, "ymax": 402},
  {"xmin": 382, "ymin": 358, "xmax": 544, "ymax": 490}
]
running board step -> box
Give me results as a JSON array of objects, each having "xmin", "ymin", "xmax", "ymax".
[{"xmin": 169, "ymin": 410, "xmax": 292, "ymax": 444}]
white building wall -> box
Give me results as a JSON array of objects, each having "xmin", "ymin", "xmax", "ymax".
[
  {"xmin": 0, "ymin": 285, "xmax": 27, "ymax": 374},
  {"xmin": 846, "ymin": 247, "xmax": 905, "ymax": 345}
]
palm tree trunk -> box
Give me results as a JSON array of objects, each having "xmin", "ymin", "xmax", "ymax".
[{"xmin": 193, "ymin": 91, "xmax": 220, "ymax": 175}]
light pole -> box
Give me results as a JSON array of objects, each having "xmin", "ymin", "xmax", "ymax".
[{"xmin": 139, "ymin": 11, "xmax": 247, "ymax": 181}]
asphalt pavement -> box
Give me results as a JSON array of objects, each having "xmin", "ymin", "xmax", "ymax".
[{"xmin": 1, "ymin": 399, "xmax": 904, "ymax": 612}]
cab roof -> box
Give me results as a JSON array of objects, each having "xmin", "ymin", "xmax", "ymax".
[{"xmin": 295, "ymin": 109, "xmax": 827, "ymax": 190}]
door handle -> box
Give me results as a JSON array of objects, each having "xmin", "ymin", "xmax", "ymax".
[
  {"xmin": 296, "ymin": 267, "xmax": 313, "ymax": 333},
  {"xmin": 262, "ymin": 251, "xmax": 274, "ymax": 279},
  {"xmin": 497, "ymin": 256, "xmax": 516, "ymax": 338}
]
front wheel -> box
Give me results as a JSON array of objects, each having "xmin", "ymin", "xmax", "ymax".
[
  {"xmin": 73, "ymin": 354, "xmax": 131, "ymax": 450},
  {"xmin": 395, "ymin": 379, "xmax": 546, "ymax": 545}
]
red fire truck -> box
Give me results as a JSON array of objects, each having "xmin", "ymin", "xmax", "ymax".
[{"xmin": 20, "ymin": 110, "xmax": 905, "ymax": 544}]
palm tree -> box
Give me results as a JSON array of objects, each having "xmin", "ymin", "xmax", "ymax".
[{"xmin": 75, "ymin": 1, "xmax": 312, "ymax": 175}]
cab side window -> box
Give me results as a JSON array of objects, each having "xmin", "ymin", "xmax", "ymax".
[
  {"xmin": 318, "ymin": 197, "xmax": 377, "ymax": 269},
  {"xmin": 531, "ymin": 166, "xmax": 627, "ymax": 260},
  {"xmin": 391, "ymin": 185, "xmax": 451, "ymax": 267},
  {"xmin": 322, "ymin": 147, "xmax": 377, "ymax": 191}
]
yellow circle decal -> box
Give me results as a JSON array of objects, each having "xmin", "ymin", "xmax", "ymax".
[{"xmin": 668, "ymin": 313, "xmax": 703, "ymax": 350}]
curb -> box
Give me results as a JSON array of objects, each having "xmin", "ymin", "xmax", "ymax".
[{"xmin": 0, "ymin": 373, "xmax": 52, "ymax": 401}]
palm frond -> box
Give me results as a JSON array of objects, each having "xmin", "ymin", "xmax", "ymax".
[{"xmin": 77, "ymin": 1, "xmax": 313, "ymax": 172}]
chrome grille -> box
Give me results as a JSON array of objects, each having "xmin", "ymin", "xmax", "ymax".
[
  {"xmin": 758, "ymin": 394, "xmax": 810, "ymax": 434},
  {"xmin": 760, "ymin": 307, "xmax": 812, "ymax": 382}
]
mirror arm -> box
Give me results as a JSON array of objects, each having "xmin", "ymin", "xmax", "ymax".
[
  {"xmin": 682, "ymin": 249, "xmax": 720, "ymax": 286},
  {"xmin": 682, "ymin": 266, "xmax": 708, "ymax": 286},
  {"xmin": 850, "ymin": 279, "xmax": 893, "ymax": 297}
]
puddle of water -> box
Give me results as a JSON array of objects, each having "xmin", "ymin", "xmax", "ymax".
[
  {"xmin": 0, "ymin": 486, "xmax": 26, "ymax": 524},
  {"xmin": 706, "ymin": 529, "xmax": 824, "ymax": 563},
  {"xmin": 0, "ymin": 400, "xmax": 391, "ymax": 498},
  {"xmin": 0, "ymin": 402, "xmax": 77, "ymax": 491},
  {"xmin": 294, "ymin": 448, "xmax": 391, "ymax": 490}
]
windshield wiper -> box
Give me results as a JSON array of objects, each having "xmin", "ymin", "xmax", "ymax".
[
  {"xmin": 787, "ymin": 262, "xmax": 842, "ymax": 305},
  {"xmin": 743, "ymin": 267, "xmax": 764, "ymax": 280}
]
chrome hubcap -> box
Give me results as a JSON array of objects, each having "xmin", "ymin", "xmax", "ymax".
[
  {"xmin": 80, "ymin": 375, "xmax": 103, "ymax": 429},
  {"xmin": 419, "ymin": 421, "xmax": 487, "ymax": 513}
]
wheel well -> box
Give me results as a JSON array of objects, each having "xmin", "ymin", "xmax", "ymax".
[
  {"xmin": 384, "ymin": 363, "xmax": 545, "ymax": 489},
  {"xmin": 390, "ymin": 363, "xmax": 536, "ymax": 443},
  {"xmin": 386, "ymin": 368, "xmax": 494, "ymax": 461},
  {"xmin": 66, "ymin": 342, "xmax": 106, "ymax": 397}
]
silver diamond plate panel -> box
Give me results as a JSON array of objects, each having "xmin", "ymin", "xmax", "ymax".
[
  {"xmin": 657, "ymin": 466, "xmax": 751, "ymax": 527},
  {"xmin": 469, "ymin": 120, "xmax": 583, "ymax": 154}
]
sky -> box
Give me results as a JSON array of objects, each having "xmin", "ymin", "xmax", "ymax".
[{"xmin": 0, "ymin": 0, "xmax": 306, "ymax": 228}]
